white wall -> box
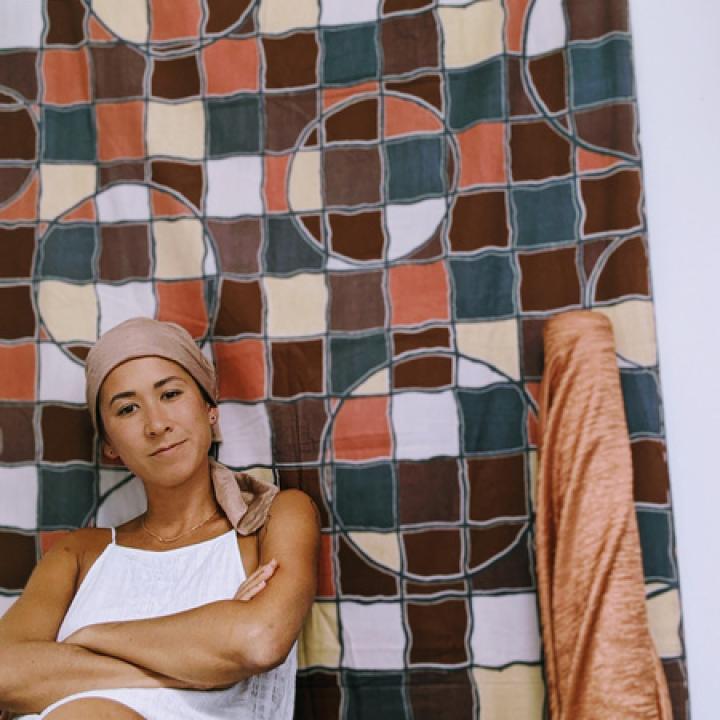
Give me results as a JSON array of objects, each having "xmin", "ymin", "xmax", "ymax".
[{"xmin": 628, "ymin": 1, "xmax": 720, "ymax": 716}]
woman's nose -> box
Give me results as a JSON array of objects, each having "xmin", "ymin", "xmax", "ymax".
[{"xmin": 144, "ymin": 405, "xmax": 171, "ymax": 436}]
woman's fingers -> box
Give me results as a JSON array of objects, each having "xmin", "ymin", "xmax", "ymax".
[
  {"xmin": 235, "ymin": 573, "xmax": 268, "ymax": 601},
  {"xmin": 236, "ymin": 580, "xmax": 266, "ymax": 602},
  {"xmin": 234, "ymin": 559, "xmax": 278, "ymax": 600}
]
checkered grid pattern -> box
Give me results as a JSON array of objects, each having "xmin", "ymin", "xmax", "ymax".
[{"xmin": 0, "ymin": 0, "xmax": 687, "ymax": 717}]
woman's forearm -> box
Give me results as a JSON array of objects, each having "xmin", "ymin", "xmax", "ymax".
[
  {"xmin": 66, "ymin": 600, "xmax": 274, "ymax": 688},
  {"xmin": 0, "ymin": 640, "xmax": 191, "ymax": 714}
]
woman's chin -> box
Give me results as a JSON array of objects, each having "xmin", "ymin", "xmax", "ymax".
[{"xmin": 134, "ymin": 449, "xmax": 210, "ymax": 488}]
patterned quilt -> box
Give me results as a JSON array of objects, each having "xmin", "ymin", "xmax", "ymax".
[{"xmin": 0, "ymin": 0, "xmax": 688, "ymax": 717}]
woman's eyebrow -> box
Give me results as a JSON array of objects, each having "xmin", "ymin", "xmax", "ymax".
[
  {"xmin": 154, "ymin": 375, "xmax": 186, "ymax": 389},
  {"xmin": 109, "ymin": 376, "xmax": 187, "ymax": 405}
]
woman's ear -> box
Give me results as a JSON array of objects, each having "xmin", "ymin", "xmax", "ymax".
[
  {"xmin": 102, "ymin": 441, "xmax": 119, "ymax": 460},
  {"xmin": 207, "ymin": 405, "xmax": 219, "ymax": 426}
]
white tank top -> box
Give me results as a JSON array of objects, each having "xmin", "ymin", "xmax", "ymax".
[{"xmin": 22, "ymin": 528, "xmax": 296, "ymax": 720}]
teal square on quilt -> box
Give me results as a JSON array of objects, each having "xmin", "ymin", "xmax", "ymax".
[
  {"xmin": 345, "ymin": 672, "xmax": 406, "ymax": 720},
  {"xmin": 208, "ymin": 94, "xmax": 261, "ymax": 156},
  {"xmin": 512, "ymin": 181, "xmax": 578, "ymax": 247},
  {"xmin": 39, "ymin": 225, "xmax": 96, "ymax": 281},
  {"xmin": 451, "ymin": 253, "xmax": 516, "ymax": 319},
  {"xmin": 335, "ymin": 463, "xmax": 395, "ymax": 530},
  {"xmin": 620, "ymin": 369, "xmax": 662, "ymax": 436},
  {"xmin": 458, "ymin": 386, "xmax": 526, "ymax": 453},
  {"xmin": 636, "ymin": 510, "xmax": 675, "ymax": 581},
  {"xmin": 43, "ymin": 105, "xmax": 96, "ymax": 162},
  {"xmin": 447, "ymin": 57, "xmax": 505, "ymax": 130},
  {"xmin": 322, "ymin": 24, "xmax": 379, "ymax": 86},
  {"xmin": 386, "ymin": 135, "xmax": 446, "ymax": 203},
  {"xmin": 40, "ymin": 466, "xmax": 96, "ymax": 528},
  {"xmin": 264, "ymin": 216, "xmax": 324, "ymax": 274},
  {"xmin": 570, "ymin": 36, "xmax": 634, "ymax": 108},
  {"xmin": 330, "ymin": 332, "xmax": 388, "ymax": 396}
]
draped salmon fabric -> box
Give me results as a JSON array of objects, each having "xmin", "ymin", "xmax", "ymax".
[{"xmin": 536, "ymin": 311, "xmax": 672, "ymax": 719}]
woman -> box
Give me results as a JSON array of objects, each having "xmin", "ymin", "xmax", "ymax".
[{"xmin": 0, "ymin": 318, "xmax": 320, "ymax": 719}]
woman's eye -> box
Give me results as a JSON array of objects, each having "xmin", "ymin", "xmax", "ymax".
[
  {"xmin": 162, "ymin": 389, "xmax": 182, "ymax": 400},
  {"xmin": 117, "ymin": 404, "xmax": 136, "ymax": 416}
]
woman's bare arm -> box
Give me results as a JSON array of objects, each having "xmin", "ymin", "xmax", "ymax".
[
  {"xmin": 64, "ymin": 490, "xmax": 320, "ymax": 687},
  {"xmin": 0, "ymin": 641, "xmax": 197, "ymax": 714},
  {"xmin": 0, "ymin": 530, "xmax": 192, "ymax": 714}
]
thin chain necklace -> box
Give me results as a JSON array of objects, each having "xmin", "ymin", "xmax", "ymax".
[{"xmin": 142, "ymin": 507, "xmax": 220, "ymax": 544}]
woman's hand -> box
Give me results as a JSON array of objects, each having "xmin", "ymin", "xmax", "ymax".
[{"xmin": 233, "ymin": 559, "xmax": 278, "ymax": 601}]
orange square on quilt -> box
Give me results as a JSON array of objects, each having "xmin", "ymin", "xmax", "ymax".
[
  {"xmin": 0, "ymin": 343, "xmax": 36, "ymax": 400},
  {"xmin": 156, "ymin": 280, "xmax": 208, "ymax": 339},
  {"xmin": 457, "ymin": 122, "xmax": 507, "ymax": 188},
  {"xmin": 203, "ymin": 38, "xmax": 259, "ymax": 95},
  {"xmin": 0, "ymin": 175, "xmax": 39, "ymax": 222},
  {"xmin": 264, "ymin": 154, "xmax": 290, "ymax": 213},
  {"xmin": 214, "ymin": 340, "xmax": 266, "ymax": 401},
  {"xmin": 42, "ymin": 48, "xmax": 91, "ymax": 105},
  {"xmin": 333, "ymin": 396, "xmax": 392, "ymax": 462},
  {"xmin": 504, "ymin": 0, "xmax": 530, "ymax": 53},
  {"xmin": 88, "ymin": 16, "xmax": 113, "ymax": 42},
  {"xmin": 96, "ymin": 101, "xmax": 145, "ymax": 161},
  {"xmin": 389, "ymin": 260, "xmax": 450, "ymax": 327},
  {"xmin": 150, "ymin": 0, "xmax": 202, "ymax": 41}
]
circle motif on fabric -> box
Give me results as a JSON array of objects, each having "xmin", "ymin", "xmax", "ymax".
[
  {"xmin": 288, "ymin": 92, "xmax": 458, "ymax": 267},
  {"xmin": 33, "ymin": 182, "xmax": 220, "ymax": 365}
]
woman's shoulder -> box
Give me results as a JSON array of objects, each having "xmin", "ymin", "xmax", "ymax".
[
  {"xmin": 56, "ymin": 528, "xmax": 120, "ymax": 589},
  {"xmin": 50, "ymin": 527, "xmax": 115, "ymax": 568},
  {"xmin": 260, "ymin": 489, "xmax": 321, "ymax": 548},
  {"xmin": 268, "ymin": 488, "xmax": 319, "ymax": 519}
]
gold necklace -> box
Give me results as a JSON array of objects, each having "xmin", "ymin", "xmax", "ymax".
[{"xmin": 142, "ymin": 508, "xmax": 220, "ymax": 543}]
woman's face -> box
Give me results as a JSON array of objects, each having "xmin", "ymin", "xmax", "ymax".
[{"xmin": 98, "ymin": 356, "xmax": 216, "ymax": 487}]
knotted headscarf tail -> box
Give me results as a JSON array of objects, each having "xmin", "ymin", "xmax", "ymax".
[
  {"xmin": 85, "ymin": 317, "xmax": 279, "ymax": 535},
  {"xmin": 210, "ymin": 458, "xmax": 279, "ymax": 535},
  {"xmin": 536, "ymin": 310, "xmax": 672, "ymax": 719}
]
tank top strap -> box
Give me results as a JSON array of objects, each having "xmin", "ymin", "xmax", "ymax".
[{"xmin": 109, "ymin": 526, "xmax": 116, "ymax": 544}]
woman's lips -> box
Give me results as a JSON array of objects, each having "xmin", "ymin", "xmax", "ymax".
[{"xmin": 150, "ymin": 440, "xmax": 186, "ymax": 457}]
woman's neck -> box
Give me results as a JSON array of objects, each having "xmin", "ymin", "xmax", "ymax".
[{"xmin": 141, "ymin": 461, "xmax": 221, "ymax": 535}]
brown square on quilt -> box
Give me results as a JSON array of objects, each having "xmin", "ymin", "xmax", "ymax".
[
  {"xmin": 407, "ymin": 599, "xmax": 469, "ymax": 665},
  {"xmin": 270, "ymin": 339, "xmax": 324, "ymax": 397}
]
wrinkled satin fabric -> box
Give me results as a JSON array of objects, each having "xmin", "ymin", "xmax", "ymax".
[{"xmin": 536, "ymin": 310, "xmax": 672, "ymax": 719}]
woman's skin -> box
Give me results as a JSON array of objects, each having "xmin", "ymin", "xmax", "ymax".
[
  {"xmin": 0, "ymin": 356, "xmax": 320, "ymax": 718},
  {"xmin": 44, "ymin": 699, "xmax": 145, "ymax": 720}
]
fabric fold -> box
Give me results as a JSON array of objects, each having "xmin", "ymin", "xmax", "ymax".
[
  {"xmin": 536, "ymin": 310, "xmax": 672, "ymax": 719},
  {"xmin": 210, "ymin": 458, "xmax": 279, "ymax": 536}
]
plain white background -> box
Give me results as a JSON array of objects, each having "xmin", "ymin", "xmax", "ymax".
[{"xmin": 628, "ymin": 0, "xmax": 720, "ymax": 716}]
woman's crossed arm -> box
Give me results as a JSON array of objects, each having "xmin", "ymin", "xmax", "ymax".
[
  {"xmin": 63, "ymin": 490, "xmax": 320, "ymax": 688},
  {"xmin": 0, "ymin": 532, "xmax": 191, "ymax": 715}
]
